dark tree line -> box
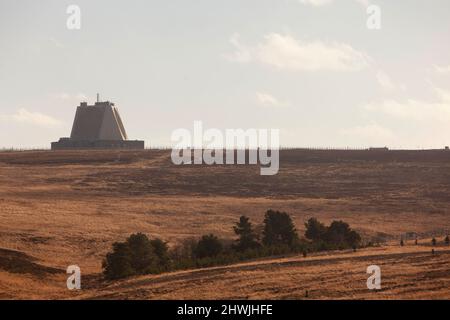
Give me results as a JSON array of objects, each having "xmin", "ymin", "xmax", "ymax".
[{"xmin": 103, "ymin": 211, "xmax": 362, "ymax": 280}]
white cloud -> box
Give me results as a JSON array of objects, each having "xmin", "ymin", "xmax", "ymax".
[
  {"xmin": 433, "ymin": 64, "xmax": 450, "ymax": 74},
  {"xmin": 0, "ymin": 108, "xmax": 63, "ymax": 128},
  {"xmin": 59, "ymin": 93, "xmax": 71, "ymax": 100},
  {"xmin": 225, "ymin": 33, "xmax": 371, "ymax": 72},
  {"xmin": 376, "ymin": 71, "xmax": 394, "ymax": 90},
  {"xmin": 257, "ymin": 34, "xmax": 371, "ymax": 71},
  {"xmin": 224, "ymin": 33, "xmax": 252, "ymax": 63},
  {"xmin": 299, "ymin": 0, "xmax": 370, "ymax": 7},
  {"xmin": 52, "ymin": 92, "xmax": 88, "ymax": 101},
  {"xmin": 256, "ymin": 92, "xmax": 283, "ymax": 107},
  {"xmin": 49, "ymin": 37, "xmax": 64, "ymax": 49},
  {"xmin": 299, "ymin": 0, "xmax": 333, "ymax": 6},
  {"xmin": 354, "ymin": 0, "xmax": 370, "ymax": 7},
  {"xmin": 360, "ymin": 87, "xmax": 450, "ymax": 148},
  {"xmin": 375, "ymin": 70, "xmax": 406, "ymax": 91},
  {"xmin": 363, "ymin": 87, "xmax": 450, "ymax": 122},
  {"xmin": 340, "ymin": 123, "xmax": 395, "ymax": 142},
  {"xmin": 435, "ymin": 87, "xmax": 450, "ymax": 102}
]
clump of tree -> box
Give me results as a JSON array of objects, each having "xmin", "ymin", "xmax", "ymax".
[
  {"xmin": 103, "ymin": 212, "xmax": 363, "ymax": 281},
  {"xmin": 304, "ymin": 218, "xmax": 361, "ymax": 250},
  {"xmin": 102, "ymin": 233, "xmax": 170, "ymax": 280}
]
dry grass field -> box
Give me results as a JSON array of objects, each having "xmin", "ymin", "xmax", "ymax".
[{"xmin": 0, "ymin": 149, "xmax": 449, "ymax": 299}]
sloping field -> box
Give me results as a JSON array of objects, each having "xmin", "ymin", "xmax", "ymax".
[
  {"xmin": 0, "ymin": 149, "xmax": 449, "ymax": 299},
  {"xmin": 80, "ymin": 245, "xmax": 450, "ymax": 300}
]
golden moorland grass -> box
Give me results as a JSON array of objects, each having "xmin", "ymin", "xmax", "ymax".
[{"xmin": 0, "ymin": 149, "xmax": 449, "ymax": 299}]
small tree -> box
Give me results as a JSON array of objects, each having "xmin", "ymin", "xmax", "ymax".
[
  {"xmin": 194, "ymin": 234, "xmax": 223, "ymax": 259},
  {"xmin": 103, "ymin": 242, "xmax": 135, "ymax": 280},
  {"xmin": 150, "ymin": 238, "xmax": 171, "ymax": 271},
  {"xmin": 262, "ymin": 210, "xmax": 298, "ymax": 248},
  {"xmin": 103, "ymin": 233, "xmax": 167, "ymax": 280},
  {"xmin": 445, "ymin": 235, "xmax": 450, "ymax": 245},
  {"xmin": 324, "ymin": 220, "xmax": 361, "ymax": 249},
  {"xmin": 233, "ymin": 216, "xmax": 260, "ymax": 252},
  {"xmin": 126, "ymin": 233, "xmax": 159, "ymax": 274},
  {"xmin": 400, "ymin": 239, "xmax": 404, "ymax": 247},
  {"xmin": 172, "ymin": 238, "xmax": 197, "ymax": 260},
  {"xmin": 432, "ymin": 238, "xmax": 437, "ymax": 246},
  {"xmin": 347, "ymin": 230, "xmax": 362, "ymax": 248},
  {"xmin": 304, "ymin": 218, "xmax": 327, "ymax": 242}
]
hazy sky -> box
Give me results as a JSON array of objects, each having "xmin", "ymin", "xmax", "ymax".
[{"xmin": 1, "ymin": 0, "xmax": 450, "ymax": 149}]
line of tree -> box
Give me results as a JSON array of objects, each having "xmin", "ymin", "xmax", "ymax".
[{"xmin": 102, "ymin": 210, "xmax": 362, "ymax": 280}]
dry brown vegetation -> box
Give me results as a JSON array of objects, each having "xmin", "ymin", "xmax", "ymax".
[{"xmin": 0, "ymin": 149, "xmax": 449, "ymax": 299}]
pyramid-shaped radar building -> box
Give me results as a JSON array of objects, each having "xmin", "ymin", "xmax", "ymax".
[{"xmin": 52, "ymin": 100, "xmax": 144, "ymax": 150}]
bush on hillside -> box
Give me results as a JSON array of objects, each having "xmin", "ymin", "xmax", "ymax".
[
  {"xmin": 193, "ymin": 234, "xmax": 223, "ymax": 259},
  {"xmin": 262, "ymin": 210, "xmax": 298, "ymax": 248},
  {"xmin": 102, "ymin": 233, "xmax": 169, "ymax": 280},
  {"xmin": 305, "ymin": 218, "xmax": 361, "ymax": 250}
]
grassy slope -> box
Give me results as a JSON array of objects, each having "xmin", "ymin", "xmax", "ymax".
[{"xmin": 0, "ymin": 149, "xmax": 449, "ymax": 299}]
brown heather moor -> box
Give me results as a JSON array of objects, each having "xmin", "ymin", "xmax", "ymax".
[{"xmin": 0, "ymin": 149, "xmax": 449, "ymax": 299}]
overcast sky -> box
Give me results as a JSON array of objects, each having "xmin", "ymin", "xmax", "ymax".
[{"xmin": 1, "ymin": 0, "xmax": 450, "ymax": 149}]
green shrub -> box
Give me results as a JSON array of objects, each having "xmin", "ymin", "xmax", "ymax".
[{"xmin": 194, "ymin": 234, "xmax": 223, "ymax": 259}]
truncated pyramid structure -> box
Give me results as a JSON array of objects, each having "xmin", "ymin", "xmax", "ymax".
[
  {"xmin": 52, "ymin": 98, "xmax": 144, "ymax": 150},
  {"xmin": 70, "ymin": 101, "xmax": 128, "ymax": 141}
]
